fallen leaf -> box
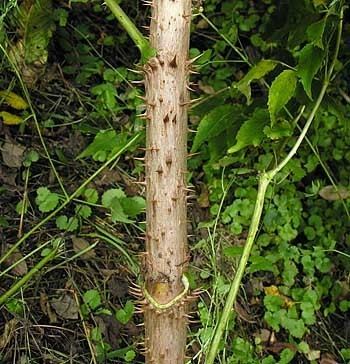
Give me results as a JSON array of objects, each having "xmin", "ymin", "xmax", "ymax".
[
  {"xmin": 72, "ymin": 237, "xmax": 96, "ymax": 260},
  {"xmin": 51, "ymin": 293, "xmax": 79, "ymax": 320},
  {"xmin": 320, "ymin": 354, "xmax": 339, "ymax": 364},
  {"xmin": 40, "ymin": 292, "xmax": 57, "ymax": 323},
  {"xmin": 0, "ymin": 319, "xmax": 17, "ymax": 349},
  {"xmin": 306, "ymin": 349, "xmax": 321, "ymax": 361},
  {"xmin": 4, "ymin": 246, "xmax": 28, "ymax": 276},
  {"xmin": 0, "ymin": 111, "xmax": 24, "ymax": 125},
  {"xmin": 264, "ymin": 285, "xmax": 294, "ymax": 308},
  {"xmin": 235, "ymin": 301, "xmax": 256, "ymax": 323},
  {"xmin": 0, "ymin": 90, "xmax": 28, "ymax": 110},
  {"xmin": 319, "ymin": 185, "xmax": 350, "ymax": 201},
  {"xmin": 265, "ymin": 342, "xmax": 297, "ymax": 354},
  {"xmin": 253, "ymin": 329, "xmax": 271, "ymax": 343},
  {"xmin": 1, "ymin": 140, "xmax": 25, "ymax": 168}
]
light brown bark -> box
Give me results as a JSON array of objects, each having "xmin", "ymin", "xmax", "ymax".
[{"xmin": 142, "ymin": 0, "xmax": 192, "ymax": 363}]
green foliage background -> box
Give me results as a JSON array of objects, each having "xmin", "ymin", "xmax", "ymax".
[{"xmin": 0, "ymin": 0, "xmax": 349, "ymax": 363}]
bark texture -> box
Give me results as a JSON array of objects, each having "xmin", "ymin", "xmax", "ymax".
[{"xmin": 143, "ymin": 0, "xmax": 191, "ymax": 362}]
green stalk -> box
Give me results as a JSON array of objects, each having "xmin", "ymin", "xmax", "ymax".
[
  {"xmin": 206, "ymin": 7, "xmax": 344, "ymax": 363},
  {"xmin": 104, "ymin": 0, "xmax": 150, "ymax": 58},
  {"xmin": 0, "ymin": 245, "xmax": 59, "ymax": 306},
  {"xmin": 0, "ymin": 134, "xmax": 141, "ymax": 269}
]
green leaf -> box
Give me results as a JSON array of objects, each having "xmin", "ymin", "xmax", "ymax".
[
  {"xmin": 124, "ymin": 350, "xmax": 136, "ymax": 362},
  {"xmin": 228, "ymin": 108, "xmax": 269, "ymax": 153},
  {"xmin": 75, "ymin": 204, "xmax": 92, "ymax": 218},
  {"xmin": 83, "ymin": 289, "xmax": 101, "ymax": 311},
  {"xmin": 191, "ymin": 105, "xmax": 243, "ymax": 152},
  {"xmin": 235, "ymin": 59, "xmax": 277, "ymax": 104},
  {"xmin": 121, "ymin": 196, "xmax": 145, "ymax": 217},
  {"xmin": 15, "ymin": 0, "xmax": 55, "ymax": 65},
  {"xmin": 56, "ymin": 215, "xmax": 79, "ymax": 232},
  {"xmin": 297, "ymin": 44, "xmax": 324, "ymax": 99},
  {"xmin": 77, "ymin": 130, "xmax": 119, "ymax": 159},
  {"xmin": 279, "ymin": 348, "xmax": 295, "ymax": 364},
  {"xmin": 102, "ymin": 189, "xmax": 132, "ymax": 223},
  {"xmin": 307, "ymin": 18, "xmax": 326, "ymax": 49},
  {"xmin": 84, "ymin": 188, "xmax": 99, "ymax": 204},
  {"xmin": 268, "ymin": 70, "xmax": 297, "ymax": 124},
  {"xmin": 35, "ymin": 187, "xmax": 59, "ymax": 212},
  {"xmin": 115, "ymin": 300, "xmax": 134, "ymax": 324}
]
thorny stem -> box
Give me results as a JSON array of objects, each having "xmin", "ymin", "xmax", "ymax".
[
  {"xmin": 206, "ymin": 6, "xmax": 344, "ymax": 363},
  {"xmin": 0, "ymin": 134, "xmax": 141, "ymax": 270}
]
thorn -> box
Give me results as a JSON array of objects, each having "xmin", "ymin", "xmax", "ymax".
[
  {"xmin": 134, "ymin": 181, "xmax": 147, "ymax": 186},
  {"xmin": 183, "ymin": 187, "xmax": 195, "ymax": 192},
  {"xmin": 189, "ymin": 69, "xmax": 200, "ymax": 75},
  {"xmin": 186, "ymin": 84, "xmax": 196, "ymax": 91},
  {"xmin": 136, "ymin": 322, "xmax": 145, "ymax": 327},
  {"xmin": 131, "ymin": 80, "xmax": 144, "ymax": 85},
  {"xmin": 169, "ymin": 55, "xmax": 177, "ymax": 68},
  {"xmin": 187, "ymin": 53, "xmax": 203, "ymax": 65},
  {"xmin": 187, "ymin": 152, "xmax": 201, "ymax": 157},
  {"xmin": 134, "ymin": 157, "xmax": 145, "ymax": 161},
  {"xmin": 136, "ymin": 95, "xmax": 147, "ymax": 101},
  {"xmin": 188, "ymin": 128, "xmax": 197, "ymax": 133},
  {"xmin": 179, "ymin": 97, "xmax": 202, "ymax": 106},
  {"xmin": 127, "ymin": 68, "xmax": 144, "ymax": 75}
]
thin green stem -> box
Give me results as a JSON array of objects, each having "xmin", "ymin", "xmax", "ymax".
[
  {"xmin": 104, "ymin": 0, "xmax": 149, "ymax": 57},
  {"xmin": 206, "ymin": 6, "xmax": 344, "ymax": 363},
  {"xmin": 0, "ymin": 133, "xmax": 141, "ymax": 268},
  {"xmin": 0, "ymin": 245, "xmax": 59, "ymax": 306}
]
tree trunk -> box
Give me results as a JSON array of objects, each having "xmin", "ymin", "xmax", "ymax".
[{"xmin": 142, "ymin": 0, "xmax": 192, "ymax": 362}]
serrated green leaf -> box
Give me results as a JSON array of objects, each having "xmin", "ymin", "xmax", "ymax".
[
  {"xmin": 228, "ymin": 109, "xmax": 269, "ymax": 153},
  {"xmin": 84, "ymin": 188, "xmax": 99, "ymax": 204},
  {"xmin": 191, "ymin": 105, "xmax": 243, "ymax": 152},
  {"xmin": 102, "ymin": 189, "xmax": 126, "ymax": 207},
  {"xmin": 297, "ymin": 44, "xmax": 324, "ymax": 99},
  {"xmin": 236, "ymin": 59, "xmax": 277, "ymax": 104},
  {"xmin": 35, "ymin": 187, "xmax": 59, "ymax": 212},
  {"xmin": 83, "ymin": 289, "xmax": 101, "ymax": 311},
  {"xmin": 75, "ymin": 204, "xmax": 92, "ymax": 218},
  {"xmin": 56, "ymin": 215, "xmax": 79, "ymax": 232},
  {"xmin": 121, "ymin": 196, "xmax": 145, "ymax": 217},
  {"xmin": 268, "ymin": 70, "xmax": 297, "ymax": 123},
  {"xmin": 115, "ymin": 300, "xmax": 134, "ymax": 324},
  {"xmin": 102, "ymin": 189, "xmax": 132, "ymax": 223}
]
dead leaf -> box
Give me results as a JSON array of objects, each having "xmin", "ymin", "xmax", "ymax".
[
  {"xmin": 0, "ymin": 111, "xmax": 24, "ymax": 125},
  {"xmin": 51, "ymin": 293, "xmax": 79, "ymax": 320},
  {"xmin": 95, "ymin": 315, "xmax": 121, "ymax": 348},
  {"xmin": 306, "ymin": 349, "xmax": 320, "ymax": 361},
  {"xmin": 320, "ymin": 354, "xmax": 339, "ymax": 364},
  {"xmin": 1, "ymin": 140, "xmax": 25, "ymax": 168},
  {"xmin": 198, "ymin": 81, "xmax": 215, "ymax": 95},
  {"xmin": 40, "ymin": 291, "xmax": 57, "ymax": 323},
  {"xmin": 319, "ymin": 185, "xmax": 350, "ymax": 201},
  {"xmin": 265, "ymin": 342, "xmax": 297, "ymax": 354},
  {"xmin": 235, "ymin": 301, "xmax": 256, "ymax": 323},
  {"xmin": 0, "ymin": 319, "xmax": 18, "ymax": 349},
  {"xmin": 197, "ymin": 185, "xmax": 209, "ymax": 208},
  {"xmin": 72, "ymin": 237, "xmax": 96, "ymax": 260},
  {"xmin": 4, "ymin": 246, "xmax": 28, "ymax": 276},
  {"xmin": 264, "ymin": 285, "xmax": 294, "ymax": 308},
  {"xmin": 0, "ymin": 90, "xmax": 28, "ymax": 110},
  {"xmin": 253, "ymin": 329, "xmax": 271, "ymax": 343}
]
